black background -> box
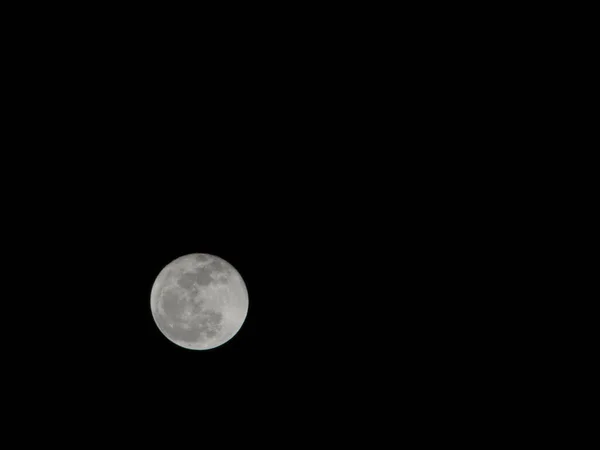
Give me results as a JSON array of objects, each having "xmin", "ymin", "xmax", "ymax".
[
  {"xmin": 1, "ymin": 10, "xmax": 532, "ymax": 442},
  {"xmin": 12, "ymin": 121, "xmax": 454, "ymax": 439},
  {"xmin": 13, "ymin": 125, "xmax": 500, "ymax": 440}
]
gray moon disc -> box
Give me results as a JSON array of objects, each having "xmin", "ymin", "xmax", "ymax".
[{"xmin": 150, "ymin": 253, "xmax": 249, "ymax": 350}]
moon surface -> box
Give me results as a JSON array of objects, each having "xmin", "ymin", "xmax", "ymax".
[{"xmin": 150, "ymin": 253, "xmax": 249, "ymax": 350}]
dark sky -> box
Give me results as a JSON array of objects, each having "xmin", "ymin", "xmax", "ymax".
[
  {"xmin": 3, "ymin": 38, "xmax": 519, "ymax": 435},
  {"xmin": 1, "ymin": 117, "xmax": 522, "ymax": 450},
  {"xmin": 12, "ymin": 151, "xmax": 413, "ymax": 429},
  {"xmin": 0, "ymin": 5, "xmax": 540, "ymax": 443},
  {"xmin": 9, "ymin": 136, "xmax": 506, "ymax": 424}
]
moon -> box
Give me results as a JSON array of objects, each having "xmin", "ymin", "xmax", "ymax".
[{"xmin": 150, "ymin": 253, "xmax": 249, "ymax": 350}]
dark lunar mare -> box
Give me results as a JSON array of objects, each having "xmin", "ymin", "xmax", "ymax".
[
  {"xmin": 161, "ymin": 290, "xmax": 185, "ymax": 318},
  {"xmin": 156, "ymin": 287, "xmax": 225, "ymax": 344},
  {"xmin": 194, "ymin": 266, "xmax": 213, "ymax": 286},
  {"xmin": 177, "ymin": 272, "xmax": 197, "ymax": 289}
]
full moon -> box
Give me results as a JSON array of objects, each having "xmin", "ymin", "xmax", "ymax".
[{"xmin": 150, "ymin": 253, "xmax": 249, "ymax": 350}]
